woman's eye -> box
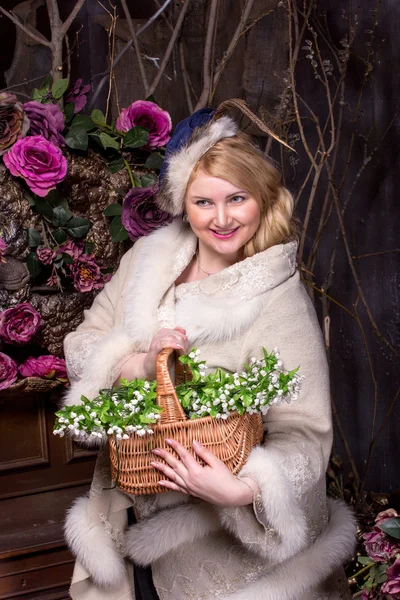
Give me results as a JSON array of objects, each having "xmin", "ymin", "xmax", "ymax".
[
  {"xmin": 231, "ymin": 195, "xmax": 245, "ymax": 203},
  {"xmin": 195, "ymin": 200, "xmax": 210, "ymax": 206}
]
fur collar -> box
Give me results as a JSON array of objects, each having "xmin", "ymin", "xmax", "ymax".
[{"xmin": 124, "ymin": 220, "xmax": 298, "ymax": 347}]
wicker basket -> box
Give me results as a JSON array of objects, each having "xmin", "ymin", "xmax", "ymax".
[{"xmin": 109, "ymin": 347, "xmax": 264, "ymax": 495}]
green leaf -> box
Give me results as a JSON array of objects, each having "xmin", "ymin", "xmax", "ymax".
[
  {"xmin": 61, "ymin": 252, "xmax": 74, "ymax": 265},
  {"xmin": 144, "ymin": 152, "xmax": 164, "ymax": 170},
  {"xmin": 27, "ymin": 228, "xmax": 43, "ymax": 248},
  {"xmin": 31, "ymin": 88, "xmax": 46, "ymax": 102},
  {"xmin": 109, "ymin": 215, "xmax": 129, "ymax": 242},
  {"xmin": 84, "ymin": 241, "xmax": 94, "ymax": 255},
  {"xmin": 91, "ymin": 109, "xmax": 106, "ymax": 126},
  {"xmin": 26, "ymin": 252, "xmax": 42, "ymax": 279},
  {"xmin": 99, "ymin": 132, "xmax": 120, "ymax": 151},
  {"xmin": 123, "ymin": 127, "xmax": 149, "ymax": 149},
  {"xmin": 71, "ymin": 115, "xmax": 96, "ymax": 131},
  {"xmin": 104, "ymin": 203, "xmax": 122, "ymax": 217},
  {"xmin": 52, "ymin": 228, "xmax": 67, "ymax": 244},
  {"xmin": 108, "ymin": 156, "xmax": 125, "ymax": 173},
  {"xmin": 66, "ymin": 217, "xmax": 92, "ymax": 239},
  {"xmin": 64, "ymin": 102, "xmax": 75, "ymax": 124},
  {"xmin": 141, "ymin": 173, "xmax": 158, "ymax": 187},
  {"xmin": 38, "ymin": 75, "xmax": 52, "ymax": 93},
  {"xmin": 24, "ymin": 190, "xmax": 36, "ymax": 206},
  {"xmin": 47, "ymin": 192, "xmax": 73, "ymax": 219},
  {"xmin": 65, "ymin": 126, "xmax": 89, "ymax": 151},
  {"xmin": 52, "ymin": 205, "xmax": 70, "ymax": 227},
  {"xmin": 378, "ymin": 518, "xmax": 400, "ymax": 539},
  {"xmin": 34, "ymin": 196, "xmax": 54, "ymax": 221},
  {"xmin": 52, "ymin": 78, "xmax": 69, "ymax": 100},
  {"xmin": 358, "ymin": 556, "xmax": 374, "ymax": 566}
]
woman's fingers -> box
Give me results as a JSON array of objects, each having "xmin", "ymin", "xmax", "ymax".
[
  {"xmin": 150, "ymin": 461, "xmax": 187, "ymax": 488},
  {"xmin": 158, "ymin": 480, "xmax": 188, "ymax": 493},
  {"xmin": 165, "ymin": 439, "xmax": 199, "ymax": 470}
]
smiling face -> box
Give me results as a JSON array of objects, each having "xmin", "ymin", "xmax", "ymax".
[{"xmin": 185, "ymin": 169, "xmax": 261, "ymax": 260}]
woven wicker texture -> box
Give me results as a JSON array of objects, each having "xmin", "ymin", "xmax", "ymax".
[{"xmin": 109, "ymin": 348, "xmax": 263, "ymax": 495}]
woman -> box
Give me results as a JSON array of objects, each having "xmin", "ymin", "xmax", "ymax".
[{"xmin": 63, "ymin": 108, "xmax": 356, "ymax": 600}]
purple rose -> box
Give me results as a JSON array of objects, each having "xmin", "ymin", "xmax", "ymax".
[
  {"xmin": 65, "ymin": 79, "xmax": 91, "ymax": 113},
  {"xmin": 59, "ymin": 240, "xmax": 83, "ymax": 260},
  {"xmin": 19, "ymin": 355, "xmax": 68, "ymax": 382},
  {"xmin": 0, "ymin": 302, "xmax": 41, "ymax": 344},
  {"xmin": 0, "ymin": 237, "xmax": 6, "ymax": 263},
  {"xmin": 36, "ymin": 246, "xmax": 55, "ymax": 265},
  {"xmin": 72, "ymin": 254, "xmax": 104, "ymax": 292},
  {"xmin": 363, "ymin": 529, "xmax": 397, "ymax": 563},
  {"xmin": 24, "ymin": 101, "xmax": 65, "ymax": 147},
  {"xmin": 0, "ymin": 92, "xmax": 30, "ymax": 155},
  {"xmin": 3, "ymin": 135, "xmax": 67, "ymax": 197},
  {"xmin": 122, "ymin": 186, "xmax": 172, "ymax": 240},
  {"xmin": 382, "ymin": 558, "xmax": 400, "ymax": 596},
  {"xmin": 116, "ymin": 100, "xmax": 172, "ymax": 150},
  {"xmin": 0, "ymin": 352, "xmax": 18, "ymax": 390}
]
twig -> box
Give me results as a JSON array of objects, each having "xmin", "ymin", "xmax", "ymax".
[
  {"xmin": 210, "ymin": 0, "xmax": 256, "ymax": 102},
  {"xmin": 89, "ymin": 0, "xmax": 173, "ymax": 108},
  {"xmin": 61, "ymin": 0, "xmax": 86, "ymax": 37},
  {"xmin": 120, "ymin": 0, "xmax": 149, "ymax": 96},
  {"xmin": 0, "ymin": 6, "xmax": 51, "ymax": 47},
  {"xmin": 179, "ymin": 41, "xmax": 193, "ymax": 113},
  {"xmin": 195, "ymin": 0, "xmax": 220, "ymax": 110},
  {"xmin": 353, "ymin": 249, "xmax": 400, "ymax": 260},
  {"xmin": 147, "ymin": 0, "xmax": 192, "ymax": 97}
]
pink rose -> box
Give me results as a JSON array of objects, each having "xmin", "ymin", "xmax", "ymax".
[
  {"xmin": 0, "ymin": 302, "xmax": 41, "ymax": 344},
  {"xmin": 71, "ymin": 254, "xmax": 104, "ymax": 292},
  {"xmin": 36, "ymin": 246, "xmax": 55, "ymax": 265},
  {"xmin": 19, "ymin": 355, "xmax": 68, "ymax": 382},
  {"xmin": 59, "ymin": 240, "xmax": 83, "ymax": 260},
  {"xmin": 116, "ymin": 100, "xmax": 172, "ymax": 150},
  {"xmin": 3, "ymin": 135, "xmax": 67, "ymax": 197},
  {"xmin": 65, "ymin": 79, "xmax": 91, "ymax": 113},
  {"xmin": 0, "ymin": 352, "xmax": 18, "ymax": 390}
]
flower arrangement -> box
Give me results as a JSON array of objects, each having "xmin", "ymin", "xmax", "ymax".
[
  {"xmin": 53, "ymin": 347, "xmax": 302, "ymax": 442},
  {"xmin": 0, "ymin": 78, "xmax": 172, "ymax": 294},
  {"xmin": 0, "ymin": 301, "xmax": 68, "ymax": 390},
  {"xmin": 353, "ymin": 509, "xmax": 400, "ymax": 598}
]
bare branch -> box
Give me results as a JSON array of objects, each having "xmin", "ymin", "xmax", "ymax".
[
  {"xmin": 195, "ymin": 0, "xmax": 219, "ymax": 110},
  {"xmin": 0, "ymin": 6, "xmax": 51, "ymax": 47},
  {"xmin": 147, "ymin": 0, "xmax": 192, "ymax": 97},
  {"xmin": 120, "ymin": 0, "xmax": 149, "ymax": 96},
  {"xmin": 61, "ymin": 0, "xmax": 86, "ymax": 37}
]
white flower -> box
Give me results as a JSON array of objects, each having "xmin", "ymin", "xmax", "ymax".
[
  {"xmin": 59, "ymin": 417, "xmax": 65, "ymax": 423},
  {"xmin": 90, "ymin": 411, "xmax": 97, "ymax": 418},
  {"xmin": 147, "ymin": 429, "xmax": 154, "ymax": 434},
  {"xmin": 85, "ymin": 405, "xmax": 91, "ymax": 411},
  {"xmin": 277, "ymin": 389, "xmax": 284, "ymax": 396},
  {"xmin": 107, "ymin": 427, "xmax": 114, "ymax": 435},
  {"xmin": 70, "ymin": 412, "xmax": 77, "ymax": 418},
  {"xmin": 123, "ymin": 434, "xmax": 129, "ymax": 440},
  {"xmin": 94, "ymin": 419, "xmax": 101, "ymax": 426},
  {"xmin": 277, "ymin": 360, "xmax": 283, "ymax": 367},
  {"xmin": 212, "ymin": 399, "xmax": 220, "ymax": 406},
  {"xmin": 250, "ymin": 357, "xmax": 257, "ymax": 364},
  {"xmin": 189, "ymin": 352, "xmax": 195, "ymax": 359},
  {"xmin": 137, "ymin": 429, "xmax": 146, "ymax": 437},
  {"xmin": 68, "ymin": 424, "xmax": 75, "ymax": 430}
]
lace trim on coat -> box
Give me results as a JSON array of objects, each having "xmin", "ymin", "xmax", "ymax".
[{"xmin": 65, "ymin": 332, "xmax": 103, "ymax": 381}]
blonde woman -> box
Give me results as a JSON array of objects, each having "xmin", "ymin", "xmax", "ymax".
[{"xmin": 63, "ymin": 107, "xmax": 356, "ymax": 600}]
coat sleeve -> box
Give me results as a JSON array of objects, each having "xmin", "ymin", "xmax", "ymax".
[
  {"xmin": 63, "ymin": 243, "xmax": 141, "ymax": 407},
  {"xmin": 217, "ymin": 275, "xmax": 333, "ymax": 563}
]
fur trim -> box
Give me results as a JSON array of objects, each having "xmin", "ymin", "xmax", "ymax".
[
  {"xmin": 218, "ymin": 445, "xmax": 308, "ymax": 561},
  {"xmin": 157, "ymin": 116, "xmax": 238, "ymax": 216},
  {"xmin": 220, "ymin": 499, "xmax": 357, "ymax": 600},
  {"xmin": 64, "ymin": 495, "xmax": 126, "ymax": 588},
  {"xmin": 63, "ymin": 327, "xmax": 136, "ymax": 407},
  {"xmin": 124, "ymin": 502, "xmax": 220, "ymax": 567}
]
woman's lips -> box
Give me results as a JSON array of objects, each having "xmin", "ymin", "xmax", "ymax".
[{"xmin": 209, "ymin": 227, "xmax": 240, "ymax": 239}]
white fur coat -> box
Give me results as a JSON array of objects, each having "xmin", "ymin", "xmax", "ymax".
[{"xmin": 63, "ymin": 220, "xmax": 356, "ymax": 600}]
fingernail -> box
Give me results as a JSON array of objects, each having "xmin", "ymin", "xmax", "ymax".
[
  {"xmin": 158, "ymin": 481, "xmax": 166, "ymax": 486},
  {"xmin": 165, "ymin": 438, "xmax": 173, "ymax": 445},
  {"xmin": 153, "ymin": 449, "xmax": 162, "ymax": 455},
  {"xmin": 176, "ymin": 344, "xmax": 183, "ymax": 349},
  {"xmin": 150, "ymin": 461, "xmax": 158, "ymax": 467},
  {"xmin": 193, "ymin": 440, "xmax": 202, "ymax": 448}
]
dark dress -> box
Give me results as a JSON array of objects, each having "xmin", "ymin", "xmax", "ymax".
[{"xmin": 127, "ymin": 507, "xmax": 160, "ymax": 600}]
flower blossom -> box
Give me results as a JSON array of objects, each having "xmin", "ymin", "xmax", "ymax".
[{"xmin": 116, "ymin": 100, "xmax": 172, "ymax": 150}]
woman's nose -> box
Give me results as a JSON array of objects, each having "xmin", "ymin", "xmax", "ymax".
[{"xmin": 214, "ymin": 206, "xmax": 233, "ymax": 228}]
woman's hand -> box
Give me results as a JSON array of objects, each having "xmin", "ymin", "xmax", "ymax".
[
  {"xmin": 143, "ymin": 326, "xmax": 188, "ymax": 380},
  {"xmin": 117, "ymin": 327, "xmax": 188, "ymax": 382},
  {"xmin": 150, "ymin": 439, "xmax": 257, "ymax": 507}
]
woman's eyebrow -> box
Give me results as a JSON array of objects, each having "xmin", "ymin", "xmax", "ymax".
[{"xmin": 191, "ymin": 190, "xmax": 247, "ymax": 201}]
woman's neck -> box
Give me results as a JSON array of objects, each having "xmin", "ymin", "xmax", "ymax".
[{"xmin": 196, "ymin": 240, "xmax": 243, "ymax": 275}]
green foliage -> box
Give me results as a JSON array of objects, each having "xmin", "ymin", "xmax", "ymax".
[
  {"xmin": 144, "ymin": 152, "xmax": 164, "ymax": 170},
  {"xmin": 27, "ymin": 228, "xmax": 43, "ymax": 248},
  {"xmin": 64, "ymin": 126, "xmax": 89, "ymax": 151},
  {"xmin": 26, "ymin": 252, "xmax": 42, "ymax": 279},
  {"xmin": 378, "ymin": 517, "xmax": 400, "ymax": 539},
  {"xmin": 91, "ymin": 109, "xmax": 106, "ymax": 127},
  {"xmin": 103, "ymin": 203, "xmax": 123, "ymax": 217},
  {"xmin": 109, "ymin": 215, "xmax": 129, "ymax": 242},
  {"xmin": 66, "ymin": 217, "xmax": 92, "ymax": 238},
  {"xmin": 52, "ymin": 78, "xmax": 69, "ymax": 100},
  {"xmin": 141, "ymin": 173, "xmax": 158, "ymax": 187},
  {"xmin": 123, "ymin": 127, "xmax": 149, "ymax": 149}
]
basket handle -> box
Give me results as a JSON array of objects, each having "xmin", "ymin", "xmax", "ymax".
[{"xmin": 155, "ymin": 348, "xmax": 187, "ymax": 423}]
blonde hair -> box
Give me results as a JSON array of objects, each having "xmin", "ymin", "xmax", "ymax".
[{"xmin": 187, "ymin": 132, "xmax": 297, "ymax": 257}]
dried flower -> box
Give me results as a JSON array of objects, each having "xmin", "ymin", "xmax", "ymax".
[
  {"xmin": 0, "ymin": 302, "xmax": 41, "ymax": 344},
  {"xmin": 381, "ymin": 558, "xmax": 400, "ymax": 595},
  {"xmin": 65, "ymin": 79, "xmax": 91, "ymax": 113},
  {"xmin": 116, "ymin": 100, "xmax": 172, "ymax": 150},
  {"xmin": 0, "ymin": 92, "xmax": 30, "ymax": 155},
  {"xmin": 36, "ymin": 246, "xmax": 55, "ymax": 265},
  {"xmin": 0, "ymin": 352, "xmax": 18, "ymax": 390},
  {"xmin": 122, "ymin": 186, "xmax": 172, "ymax": 240},
  {"xmin": 24, "ymin": 101, "xmax": 65, "ymax": 146},
  {"xmin": 3, "ymin": 135, "xmax": 67, "ymax": 197},
  {"xmin": 59, "ymin": 240, "xmax": 83, "ymax": 260},
  {"xmin": 19, "ymin": 355, "xmax": 68, "ymax": 382},
  {"xmin": 71, "ymin": 254, "xmax": 104, "ymax": 292}
]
